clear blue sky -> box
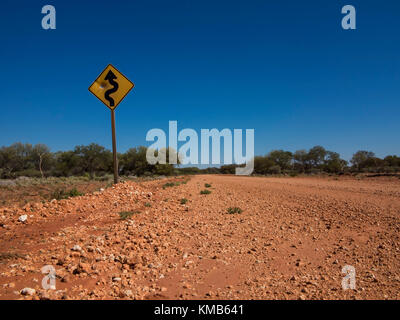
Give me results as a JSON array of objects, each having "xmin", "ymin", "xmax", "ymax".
[{"xmin": 0, "ymin": 0, "xmax": 399, "ymax": 161}]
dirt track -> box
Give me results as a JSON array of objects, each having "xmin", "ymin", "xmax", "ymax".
[{"xmin": 0, "ymin": 175, "xmax": 399, "ymax": 300}]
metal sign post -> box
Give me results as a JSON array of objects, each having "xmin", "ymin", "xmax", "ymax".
[
  {"xmin": 111, "ymin": 109, "xmax": 118, "ymax": 184},
  {"xmin": 89, "ymin": 64, "xmax": 134, "ymax": 184}
]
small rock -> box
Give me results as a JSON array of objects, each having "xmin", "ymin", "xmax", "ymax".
[
  {"xmin": 18, "ymin": 215, "xmax": 28, "ymax": 223},
  {"xmin": 78, "ymin": 263, "xmax": 91, "ymax": 274},
  {"xmin": 295, "ymin": 260, "xmax": 302, "ymax": 267},
  {"xmin": 71, "ymin": 245, "xmax": 82, "ymax": 252},
  {"xmin": 125, "ymin": 289, "xmax": 133, "ymax": 297},
  {"xmin": 21, "ymin": 288, "xmax": 36, "ymax": 296}
]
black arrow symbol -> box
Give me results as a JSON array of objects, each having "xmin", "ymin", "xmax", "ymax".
[{"xmin": 104, "ymin": 70, "xmax": 119, "ymax": 107}]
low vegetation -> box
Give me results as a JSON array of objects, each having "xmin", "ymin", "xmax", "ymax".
[
  {"xmin": 119, "ymin": 210, "xmax": 140, "ymax": 220},
  {"xmin": 51, "ymin": 187, "xmax": 83, "ymax": 200},
  {"xmin": 200, "ymin": 189, "xmax": 211, "ymax": 195},
  {"xmin": 0, "ymin": 252, "xmax": 25, "ymax": 263},
  {"xmin": 227, "ymin": 207, "xmax": 243, "ymax": 214},
  {"xmin": 205, "ymin": 183, "xmax": 212, "ymax": 188},
  {"xmin": 180, "ymin": 198, "xmax": 188, "ymax": 205},
  {"xmin": 162, "ymin": 182, "xmax": 179, "ymax": 189}
]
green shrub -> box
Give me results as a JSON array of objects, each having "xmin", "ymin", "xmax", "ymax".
[
  {"xmin": 50, "ymin": 187, "xmax": 83, "ymax": 200},
  {"xmin": 162, "ymin": 182, "xmax": 180, "ymax": 189},
  {"xmin": 268, "ymin": 165, "xmax": 281, "ymax": 175},
  {"xmin": 119, "ymin": 210, "xmax": 140, "ymax": 220},
  {"xmin": 310, "ymin": 168, "xmax": 321, "ymax": 175},
  {"xmin": 14, "ymin": 169, "xmax": 42, "ymax": 178},
  {"xmin": 144, "ymin": 202, "xmax": 151, "ymax": 207},
  {"xmin": 67, "ymin": 188, "xmax": 83, "ymax": 197},
  {"xmin": 0, "ymin": 252, "xmax": 25, "ymax": 262},
  {"xmin": 227, "ymin": 207, "xmax": 243, "ymax": 214},
  {"xmin": 200, "ymin": 189, "xmax": 211, "ymax": 195},
  {"xmin": 180, "ymin": 198, "xmax": 188, "ymax": 205},
  {"xmin": 205, "ymin": 183, "xmax": 212, "ymax": 188},
  {"xmin": 94, "ymin": 174, "xmax": 113, "ymax": 182}
]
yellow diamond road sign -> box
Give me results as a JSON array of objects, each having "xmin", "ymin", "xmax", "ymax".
[{"xmin": 89, "ymin": 64, "xmax": 134, "ymax": 110}]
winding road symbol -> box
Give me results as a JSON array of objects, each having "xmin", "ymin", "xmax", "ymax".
[{"xmin": 104, "ymin": 70, "xmax": 119, "ymax": 107}]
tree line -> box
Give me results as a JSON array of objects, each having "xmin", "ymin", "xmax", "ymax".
[
  {"xmin": 220, "ymin": 146, "xmax": 400, "ymax": 175},
  {"xmin": 0, "ymin": 143, "xmax": 175, "ymax": 179},
  {"xmin": 0, "ymin": 143, "xmax": 399, "ymax": 179}
]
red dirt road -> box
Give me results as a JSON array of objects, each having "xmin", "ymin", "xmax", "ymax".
[{"xmin": 0, "ymin": 175, "xmax": 399, "ymax": 300}]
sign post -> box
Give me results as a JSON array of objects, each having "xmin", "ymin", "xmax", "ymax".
[
  {"xmin": 89, "ymin": 64, "xmax": 134, "ymax": 184},
  {"xmin": 111, "ymin": 109, "xmax": 118, "ymax": 184}
]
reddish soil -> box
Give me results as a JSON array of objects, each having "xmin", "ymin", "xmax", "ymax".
[{"xmin": 0, "ymin": 175, "xmax": 399, "ymax": 300}]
